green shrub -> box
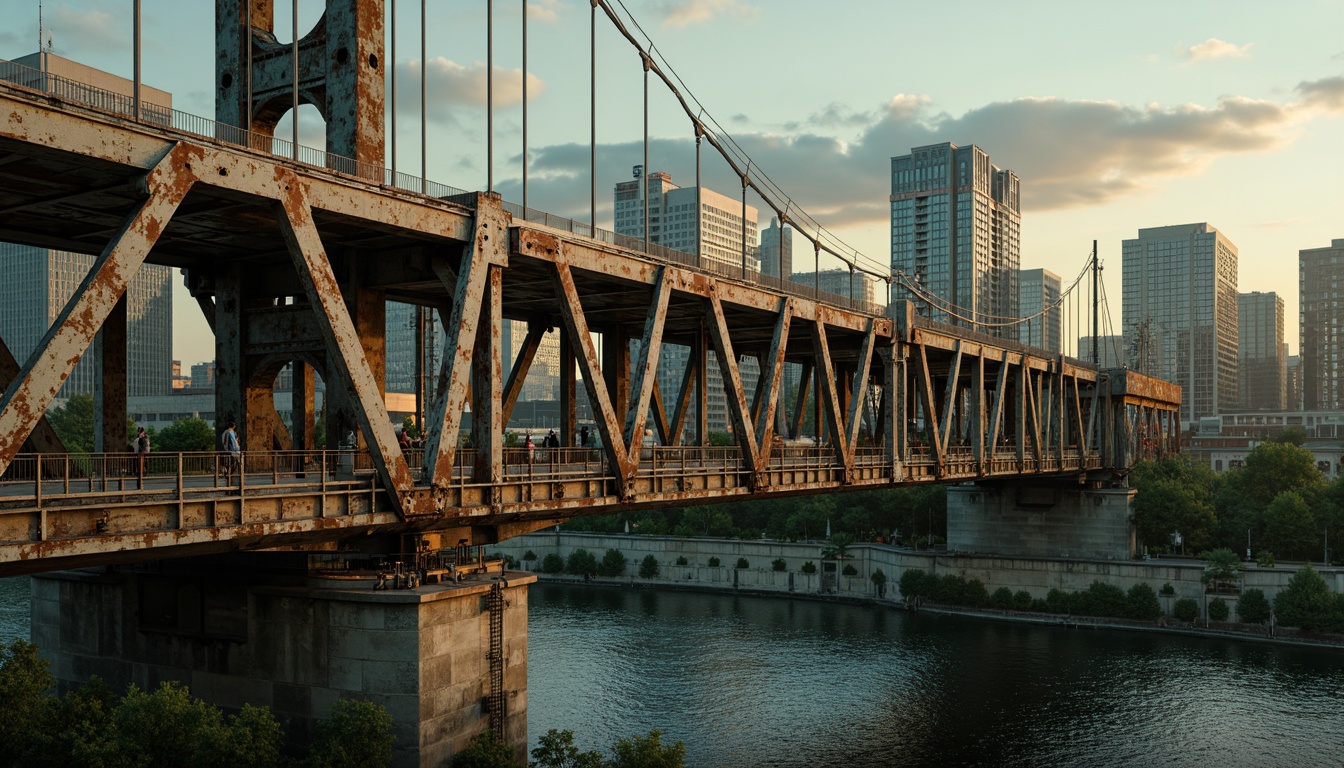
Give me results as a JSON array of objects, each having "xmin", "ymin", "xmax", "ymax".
[
  {"xmin": 842, "ymin": 563, "xmax": 858, "ymax": 576},
  {"xmin": 675, "ymin": 556, "xmax": 688, "ymax": 566},
  {"xmin": 1046, "ymin": 588, "xmax": 1072, "ymax": 614},
  {"xmin": 1074, "ymin": 581, "xmax": 1129, "ymax": 618},
  {"xmin": 1274, "ymin": 565, "xmax": 1340, "ymax": 631},
  {"xmin": 898, "ymin": 569, "xmax": 926, "ymax": 599},
  {"xmin": 708, "ymin": 557, "xmax": 721, "ymax": 567},
  {"xmin": 1207, "ymin": 597, "xmax": 1229, "ymax": 622},
  {"xmin": 639, "ymin": 555, "xmax": 660, "ymax": 579},
  {"xmin": 496, "ymin": 554, "xmax": 519, "ymax": 570},
  {"xmin": 735, "ymin": 558, "xmax": 749, "ymax": 570},
  {"xmin": 1013, "ymin": 590, "xmax": 1035, "ymax": 611},
  {"xmin": 1256, "ymin": 550, "xmax": 1276, "ymax": 568},
  {"xmin": 871, "ymin": 569, "xmax": 888, "ymax": 597},
  {"xmin": 1173, "ymin": 598, "xmax": 1199, "ymax": 622},
  {"xmin": 541, "ymin": 554, "xmax": 564, "ymax": 574},
  {"xmin": 308, "ymin": 698, "xmax": 395, "ymax": 768},
  {"xmin": 1126, "ymin": 583, "xmax": 1161, "ymax": 621},
  {"xmin": 1030, "ymin": 598, "xmax": 1049, "ymax": 611},
  {"xmin": 800, "ymin": 561, "xmax": 817, "ymax": 574},
  {"xmin": 1159, "ymin": 583, "xmax": 1176, "ymax": 596},
  {"xmin": 962, "ymin": 579, "xmax": 988, "ymax": 607},
  {"xmin": 449, "ymin": 729, "xmax": 518, "ymax": 768},
  {"xmin": 522, "ymin": 550, "xmax": 537, "ymax": 562},
  {"xmin": 771, "ymin": 558, "xmax": 787, "ymax": 572},
  {"xmin": 566, "ymin": 549, "xmax": 598, "ymax": 577},
  {"xmin": 1238, "ymin": 588, "xmax": 1271, "ymax": 624},
  {"xmin": 989, "ymin": 587, "xmax": 1015, "ymax": 610},
  {"xmin": 598, "ymin": 549, "xmax": 627, "ymax": 577}
]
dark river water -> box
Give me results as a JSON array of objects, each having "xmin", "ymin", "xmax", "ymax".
[
  {"xmin": 5, "ymin": 577, "xmax": 1342, "ymax": 767},
  {"xmin": 525, "ymin": 583, "xmax": 1344, "ymax": 768}
]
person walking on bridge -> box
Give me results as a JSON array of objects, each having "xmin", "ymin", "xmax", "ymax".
[
  {"xmin": 221, "ymin": 422, "xmax": 241, "ymax": 484},
  {"xmin": 134, "ymin": 426, "xmax": 150, "ymax": 487}
]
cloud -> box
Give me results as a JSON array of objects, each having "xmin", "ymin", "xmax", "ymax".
[
  {"xmin": 527, "ymin": 0, "xmax": 565, "ymax": 24},
  {"xmin": 1180, "ymin": 38, "xmax": 1252, "ymax": 61},
  {"xmin": 1296, "ymin": 75, "xmax": 1344, "ymax": 110},
  {"xmin": 396, "ymin": 58, "xmax": 546, "ymax": 125},
  {"xmin": 49, "ymin": 7, "xmax": 128, "ymax": 54},
  {"xmin": 653, "ymin": 0, "xmax": 760, "ymax": 28}
]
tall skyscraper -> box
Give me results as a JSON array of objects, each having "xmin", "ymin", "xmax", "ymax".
[
  {"xmin": 1300, "ymin": 239, "xmax": 1344, "ymax": 410},
  {"xmin": 615, "ymin": 170, "xmax": 761, "ymax": 437},
  {"xmin": 614, "ymin": 169, "xmax": 759, "ymax": 274},
  {"xmin": 757, "ymin": 217, "xmax": 792, "ymax": 279},
  {"xmin": 1018, "ymin": 268, "xmax": 1062, "ymax": 353},
  {"xmin": 890, "ymin": 142, "xmax": 1020, "ymax": 338},
  {"xmin": 1237, "ymin": 292, "xmax": 1286, "ymax": 411},
  {"xmin": 0, "ymin": 243, "xmax": 173, "ymax": 398},
  {"xmin": 1121, "ymin": 223, "xmax": 1238, "ymax": 422}
]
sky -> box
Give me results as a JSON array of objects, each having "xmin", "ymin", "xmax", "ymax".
[{"xmin": 2, "ymin": 0, "xmax": 1342, "ymax": 367}]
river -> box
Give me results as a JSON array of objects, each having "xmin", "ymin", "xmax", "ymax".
[{"xmin": 3, "ymin": 577, "xmax": 1342, "ymax": 766}]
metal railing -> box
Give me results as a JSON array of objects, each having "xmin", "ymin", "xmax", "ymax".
[{"xmin": 0, "ymin": 57, "xmax": 888, "ymax": 318}]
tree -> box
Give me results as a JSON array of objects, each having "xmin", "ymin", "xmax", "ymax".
[
  {"xmin": 530, "ymin": 729, "xmax": 604, "ymax": 768},
  {"xmin": 1268, "ymin": 426, "xmax": 1307, "ymax": 446},
  {"xmin": 47, "ymin": 393, "xmax": 97, "ymax": 453},
  {"xmin": 607, "ymin": 729, "xmax": 685, "ymax": 768},
  {"xmin": 1238, "ymin": 588, "xmax": 1271, "ymax": 624},
  {"xmin": 1273, "ymin": 565, "xmax": 1338, "ymax": 631},
  {"xmin": 1126, "ymin": 583, "xmax": 1161, "ymax": 620},
  {"xmin": 451, "ymin": 730, "xmax": 519, "ymax": 768},
  {"xmin": 1208, "ymin": 598, "xmax": 1230, "ymax": 622},
  {"xmin": 541, "ymin": 554, "xmax": 565, "ymax": 574},
  {"xmin": 1131, "ymin": 455, "xmax": 1218, "ymax": 553},
  {"xmin": 0, "ymin": 639, "xmax": 54, "ymax": 765},
  {"xmin": 1173, "ymin": 598, "xmax": 1199, "ymax": 622},
  {"xmin": 154, "ymin": 417, "xmax": 216, "ymax": 452},
  {"xmin": 598, "ymin": 549, "xmax": 627, "ymax": 577},
  {"xmin": 638, "ymin": 555, "xmax": 660, "ymax": 579},
  {"xmin": 821, "ymin": 532, "xmax": 853, "ymax": 561},
  {"xmin": 672, "ymin": 507, "xmax": 735, "ymax": 538},
  {"xmin": 306, "ymin": 698, "xmax": 395, "ymax": 768},
  {"xmin": 871, "ymin": 568, "xmax": 888, "ymax": 597},
  {"xmin": 566, "ymin": 549, "xmax": 598, "ymax": 577},
  {"xmin": 1199, "ymin": 548, "xmax": 1242, "ymax": 593},
  {"xmin": 1265, "ymin": 491, "xmax": 1319, "ymax": 561}
]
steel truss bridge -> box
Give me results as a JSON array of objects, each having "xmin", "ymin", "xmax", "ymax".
[{"xmin": 0, "ymin": 3, "xmax": 1179, "ymax": 576}]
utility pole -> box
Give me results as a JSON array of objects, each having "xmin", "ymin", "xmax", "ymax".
[{"xmin": 1091, "ymin": 239, "xmax": 1099, "ymax": 365}]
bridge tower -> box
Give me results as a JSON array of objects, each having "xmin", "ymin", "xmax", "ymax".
[{"xmin": 215, "ymin": 0, "xmax": 385, "ymax": 167}]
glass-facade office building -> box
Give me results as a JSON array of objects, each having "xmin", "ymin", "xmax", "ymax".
[
  {"xmin": 890, "ymin": 143, "xmax": 1020, "ymax": 339},
  {"xmin": 1121, "ymin": 223, "xmax": 1238, "ymax": 423},
  {"xmin": 1300, "ymin": 239, "xmax": 1344, "ymax": 410}
]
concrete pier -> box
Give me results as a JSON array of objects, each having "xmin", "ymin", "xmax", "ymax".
[
  {"xmin": 947, "ymin": 481, "xmax": 1136, "ymax": 559},
  {"xmin": 31, "ymin": 555, "xmax": 533, "ymax": 767}
]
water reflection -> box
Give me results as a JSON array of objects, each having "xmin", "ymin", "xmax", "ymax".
[{"xmin": 527, "ymin": 584, "xmax": 1344, "ymax": 768}]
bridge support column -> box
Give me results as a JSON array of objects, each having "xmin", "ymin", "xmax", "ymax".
[
  {"xmin": 31, "ymin": 559, "xmax": 534, "ymax": 768},
  {"xmin": 947, "ymin": 481, "xmax": 1136, "ymax": 560},
  {"xmin": 94, "ymin": 295, "xmax": 127, "ymax": 453}
]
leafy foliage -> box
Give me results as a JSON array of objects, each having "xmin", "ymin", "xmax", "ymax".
[
  {"xmin": 541, "ymin": 554, "xmax": 565, "ymax": 574},
  {"xmin": 1173, "ymin": 598, "xmax": 1199, "ymax": 622},
  {"xmin": 566, "ymin": 549, "xmax": 598, "ymax": 577},
  {"xmin": 707, "ymin": 557, "xmax": 721, "ymax": 568},
  {"xmin": 638, "ymin": 555, "xmax": 660, "ymax": 579},
  {"xmin": 0, "ymin": 639, "xmax": 53, "ymax": 765},
  {"xmin": 1130, "ymin": 455, "xmax": 1219, "ymax": 554},
  {"xmin": 452, "ymin": 729, "xmax": 518, "ymax": 768},
  {"xmin": 305, "ymin": 698, "xmax": 394, "ymax": 768},
  {"xmin": 598, "ymin": 549, "xmax": 627, "ymax": 578},
  {"xmin": 841, "ymin": 563, "xmax": 858, "ymax": 576},
  {"xmin": 1207, "ymin": 598, "xmax": 1229, "ymax": 622},
  {"xmin": 674, "ymin": 556, "xmax": 688, "ymax": 566},
  {"xmin": 152, "ymin": 417, "xmax": 216, "ymax": 451},
  {"xmin": 771, "ymin": 558, "xmax": 787, "ymax": 572},
  {"xmin": 607, "ymin": 729, "xmax": 686, "ymax": 768},
  {"xmin": 1199, "ymin": 548, "xmax": 1242, "ymax": 591},
  {"xmin": 1237, "ymin": 589, "xmax": 1271, "ymax": 624},
  {"xmin": 530, "ymin": 729, "xmax": 604, "ymax": 768},
  {"xmin": 1273, "ymin": 565, "xmax": 1343, "ymax": 631},
  {"xmin": 800, "ymin": 561, "xmax": 816, "ymax": 574},
  {"xmin": 870, "ymin": 568, "xmax": 888, "ymax": 596},
  {"xmin": 735, "ymin": 558, "xmax": 749, "ymax": 570},
  {"xmin": 989, "ymin": 587, "xmax": 1015, "ymax": 610},
  {"xmin": 1126, "ymin": 583, "xmax": 1162, "ymax": 621},
  {"xmin": 47, "ymin": 393, "xmax": 97, "ymax": 453}
]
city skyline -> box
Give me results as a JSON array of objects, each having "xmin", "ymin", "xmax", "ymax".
[{"xmin": 0, "ymin": 1, "xmax": 1340, "ymax": 366}]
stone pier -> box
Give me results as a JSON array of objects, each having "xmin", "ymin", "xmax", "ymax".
[
  {"xmin": 947, "ymin": 481, "xmax": 1137, "ymax": 560},
  {"xmin": 30, "ymin": 555, "xmax": 533, "ymax": 767}
]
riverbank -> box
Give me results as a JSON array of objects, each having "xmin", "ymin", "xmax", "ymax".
[{"xmin": 492, "ymin": 532, "xmax": 1344, "ymax": 649}]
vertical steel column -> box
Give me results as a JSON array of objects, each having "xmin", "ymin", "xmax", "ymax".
[
  {"xmin": 487, "ymin": 0, "xmax": 494, "ymax": 192},
  {"xmin": 694, "ymin": 321, "xmax": 708, "ymax": 446},
  {"xmin": 602, "ymin": 326, "xmax": 630, "ymax": 426},
  {"xmin": 741, "ymin": 173, "xmax": 748, "ymax": 278},
  {"xmin": 214, "ymin": 266, "xmax": 246, "ymax": 450},
  {"xmin": 642, "ymin": 53, "xmax": 650, "ymax": 251},
  {"xmin": 471, "ymin": 266, "xmax": 504, "ymax": 486},
  {"xmin": 420, "ymin": 0, "xmax": 426, "ymax": 191},
  {"xmin": 291, "ymin": 0, "xmax": 299, "ymax": 153},
  {"xmin": 694, "ymin": 125, "xmax": 702, "ymax": 262},
  {"xmin": 95, "ymin": 296, "xmax": 128, "ymax": 454},
  {"xmin": 521, "ymin": 0, "xmax": 528, "ymax": 212},
  {"xmin": 292, "ymin": 361, "xmax": 316, "ymax": 450},
  {"xmin": 560, "ymin": 333, "xmax": 576, "ymax": 446}
]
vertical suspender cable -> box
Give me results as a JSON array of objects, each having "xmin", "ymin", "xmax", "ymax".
[
  {"xmin": 642, "ymin": 53, "xmax": 649, "ymax": 251},
  {"xmin": 420, "ymin": 0, "xmax": 426, "ymax": 192},
  {"xmin": 133, "ymin": 0, "xmax": 141, "ymax": 121},
  {"xmin": 245, "ymin": 0, "xmax": 252, "ymax": 135},
  {"xmin": 740, "ymin": 172, "xmax": 748, "ymax": 278},
  {"xmin": 292, "ymin": 0, "xmax": 299, "ymax": 155},
  {"xmin": 1092, "ymin": 239, "xmax": 1099, "ymax": 365},
  {"xmin": 522, "ymin": 0, "xmax": 528, "ymax": 213},
  {"xmin": 695, "ymin": 125, "xmax": 702, "ymax": 265},
  {"xmin": 487, "ymin": 0, "xmax": 494, "ymax": 192},
  {"xmin": 590, "ymin": 1, "xmax": 597, "ymax": 228}
]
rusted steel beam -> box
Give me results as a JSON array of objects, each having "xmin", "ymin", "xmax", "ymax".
[
  {"xmin": 559, "ymin": 333, "xmax": 576, "ymax": 446},
  {"xmin": 938, "ymin": 342, "xmax": 963, "ymax": 454},
  {"xmin": 986, "ymin": 351, "xmax": 1009, "ymax": 469},
  {"xmin": 0, "ymin": 336, "xmax": 64, "ymax": 453},
  {"xmin": 843, "ymin": 320, "xmax": 876, "ymax": 462},
  {"xmin": 195, "ymin": 295, "xmax": 217, "ymax": 333},
  {"xmin": 706, "ymin": 284, "xmax": 760, "ymax": 472},
  {"xmin": 422, "ymin": 197, "xmax": 507, "ymax": 495},
  {"xmin": 625, "ymin": 268, "xmax": 671, "ymax": 449},
  {"xmin": 0, "ymin": 143, "xmax": 197, "ymax": 475},
  {"xmin": 552, "ymin": 259, "xmax": 632, "ymax": 495},
  {"xmin": 649, "ymin": 379, "xmax": 671, "ymax": 447},
  {"xmin": 693, "ymin": 326, "xmax": 708, "ymax": 446},
  {"xmin": 668, "ymin": 346, "xmax": 697, "ymax": 447},
  {"xmin": 472, "ymin": 265, "xmax": 504, "ymax": 489},
  {"xmin": 501, "ymin": 321, "xmax": 546, "ymax": 427},
  {"xmin": 753, "ymin": 298, "xmax": 793, "ymax": 467},
  {"xmin": 96, "ymin": 296, "xmax": 128, "ymax": 454},
  {"xmin": 810, "ymin": 311, "xmax": 848, "ymax": 472},
  {"xmin": 971, "ymin": 352, "xmax": 985, "ymax": 475},
  {"xmin": 914, "ymin": 345, "xmax": 944, "ymax": 467},
  {"xmin": 274, "ymin": 175, "xmax": 416, "ymax": 518},
  {"xmin": 790, "ymin": 360, "xmax": 813, "ymax": 442}
]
